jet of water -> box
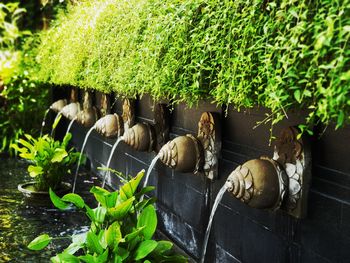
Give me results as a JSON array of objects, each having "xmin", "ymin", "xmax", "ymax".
[
  {"xmin": 40, "ymin": 108, "xmax": 51, "ymax": 137},
  {"xmin": 101, "ymin": 136, "xmax": 125, "ymax": 188},
  {"xmin": 200, "ymin": 181, "xmax": 233, "ymax": 263},
  {"xmin": 139, "ymin": 155, "xmax": 160, "ymax": 202},
  {"xmin": 65, "ymin": 116, "xmax": 77, "ymax": 136},
  {"xmin": 72, "ymin": 125, "xmax": 96, "ymax": 193}
]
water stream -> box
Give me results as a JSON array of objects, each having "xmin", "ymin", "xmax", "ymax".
[
  {"xmin": 65, "ymin": 116, "xmax": 77, "ymax": 136},
  {"xmin": 200, "ymin": 182, "xmax": 231, "ymax": 263},
  {"xmin": 101, "ymin": 137, "xmax": 124, "ymax": 188},
  {"xmin": 139, "ymin": 155, "xmax": 160, "ymax": 202},
  {"xmin": 39, "ymin": 108, "xmax": 51, "ymax": 137},
  {"xmin": 0, "ymin": 158, "xmax": 96, "ymax": 262},
  {"xmin": 72, "ymin": 125, "xmax": 96, "ymax": 193},
  {"xmin": 142, "ymin": 155, "xmax": 160, "ymax": 189}
]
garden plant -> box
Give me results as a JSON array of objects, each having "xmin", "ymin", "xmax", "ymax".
[
  {"xmin": 11, "ymin": 132, "xmax": 81, "ymax": 191},
  {"xmin": 28, "ymin": 170, "xmax": 188, "ymax": 262}
]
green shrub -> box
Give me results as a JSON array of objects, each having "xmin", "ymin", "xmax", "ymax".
[
  {"xmin": 36, "ymin": 0, "xmax": 350, "ymax": 129},
  {"xmin": 28, "ymin": 170, "xmax": 187, "ymax": 262}
]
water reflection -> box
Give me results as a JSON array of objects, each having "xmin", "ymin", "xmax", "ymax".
[{"xmin": 0, "ymin": 158, "xmax": 96, "ymax": 262}]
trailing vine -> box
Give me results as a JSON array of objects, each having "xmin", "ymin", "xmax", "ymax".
[{"xmin": 35, "ymin": 0, "xmax": 350, "ymax": 129}]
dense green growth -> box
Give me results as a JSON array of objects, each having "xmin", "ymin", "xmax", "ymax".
[
  {"xmin": 36, "ymin": 0, "xmax": 350, "ymax": 128},
  {"xmin": 28, "ymin": 170, "xmax": 187, "ymax": 262},
  {"xmin": 0, "ymin": 2, "xmax": 49, "ymax": 153}
]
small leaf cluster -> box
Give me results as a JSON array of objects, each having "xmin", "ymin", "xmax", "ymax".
[
  {"xmin": 28, "ymin": 170, "xmax": 187, "ymax": 263},
  {"xmin": 11, "ymin": 133, "xmax": 81, "ymax": 191},
  {"xmin": 35, "ymin": 0, "xmax": 350, "ymax": 128}
]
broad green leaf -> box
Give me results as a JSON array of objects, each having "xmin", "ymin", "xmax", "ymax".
[
  {"xmin": 64, "ymin": 242, "xmax": 83, "ymax": 255},
  {"xmin": 124, "ymin": 227, "xmax": 145, "ymax": 242},
  {"xmin": 120, "ymin": 170, "xmax": 144, "ymax": 201},
  {"xmin": 28, "ymin": 234, "xmax": 52, "ymax": 250},
  {"xmin": 108, "ymin": 196, "xmax": 135, "ymax": 221},
  {"xmin": 93, "ymin": 206, "xmax": 107, "ymax": 224},
  {"xmin": 62, "ymin": 133, "xmax": 72, "ymax": 147},
  {"xmin": 28, "ymin": 165, "xmax": 43, "ymax": 178},
  {"xmin": 294, "ymin": 90, "xmax": 301, "ymax": 103},
  {"xmin": 51, "ymin": 148, "xmax": 68, "ymax": 163},
  {"xmin": 86, "ymin": 231, "xmax": 103, "ymax": 255},
  {"xmin": 49, "ymin": 188, "xmax": 69, "ymax": 210},
  {"xmin": 62, "ymin": 193, "xmax": 85, "ymax": 208},
  {"xmin": 52, "ymin": 114, "xmax": 62, "ymax": 130},
  {"xmin": 137, "ymin": 205, "xmax": 157, "ymax": 240},
  {"xmin": 105, "ymin": 221, "xmax": 122, "ymax": 248},
  {"xmin": 51, "ymin": 253, "xmax": 80, "ymax": 263},
  {"xmin": 90, "ymin": 186, "xmax": 110, "ymax": 207},
  {"xmin": 105, "ymin": 191, "xmax": 118, "ymax": 208},
  {"xmin": 134, "ymin": 240, "xmax": 158, "ymax": 260},
  {"xmin": 152, "ymin": 240, "xmax": 173, "ymax": 255}
]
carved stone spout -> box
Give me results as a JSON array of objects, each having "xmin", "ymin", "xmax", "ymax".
[
  {"xmin": 76, "ymin": 91, "xmax": 98, "ymax": 128},
  {"xmin": 158, "ymin": 135, "xmax": 204, "ymax": 174},
  {"xmin": 123, "ymin": 123, "xmax": 155, "ymax": 152},
  {"xmin": 158, "ymin": 112, "xmax": 220, "ymax": 177},
  {"xmin": 61, "ymin": 102, "xmax": 81, "ymax": 120},
  {"xmin": 76, "ymin": 108, "xmax": 98, "ymax": 128},
  {"xmin": 95, "ymin": 114, "xmax": 123, "ymax": 138},
  {"xmin": 225, "ymin": 126, "xmax": 311, "ymax": 218},
  {"xmin": 50, "ymin": 99, "xmax": 67, "ymax": 112},
  {"xmin": 226, "ymin": 158, "xmax": 287, "ymax": 210}
]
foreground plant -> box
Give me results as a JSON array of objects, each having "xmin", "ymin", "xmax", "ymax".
[
  {"xmin": 11, "ymin": 133, "xmax": 80, "ymax": 191},
  {"xmin": 28, "ymin": 170, "xmax": 187, "ymax": 262}
]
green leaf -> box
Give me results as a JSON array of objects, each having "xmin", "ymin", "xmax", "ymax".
[
  {"xmin": 51, "ymin": 148, "xmax": 68, "ymax": 163},
  {"xmin": 137, "ymin": 205, "xmax": 157, "ymax": 240},
  {"xmin": 336, "ymin": 110, "xmax": 345, "ymax": 129},
  {"xmin": 28, "ymin": 234, "xmax": 52, "ymax": 250},
  {"xmin": 152, "ymin": 240, "xmax": 173, "ymax": 255},
  {"xmin": 49, "ymin": 188, "xmax": 69, "ymax": 210},
  {"xmin": 105, "ymin": 221, "xmax": 122, "ymax": 248},
  {"xmin": 124, "ymin": 227, "xmax": 145, "ymax": 243},
  {"xmin": 28, "ymin": 165, "xmax": 43, "ymax": 178},
  {"xmin": 93, "ymin": 206, "xmax": 107, "ymax": 224},
  {"xmin": 90, "ymin": 186, "xmax": 110, "ymax": 207},
  {"xmin": 120, "ymin": 170, "xmax": 144, "ymax": 201},
  {"xmin": 62, "ymin": 193, "xmax": 85, "ymax": 209},
  {"xmin": 134, "ymin": 240, "xmax": 158, "ymax": 260},
  {"xmin": 108, "ymin": 196, "xmax": 135, "ymax": 221},
  {"xmin": 51, "ymin": 252, "xmax": 80, "ymax": 263},
  {"xmin": 52, "ymin": 114, "xmax": 62, "ymax": 130},
  {"xmin": 294, "ymin": 90, "xmax": 301, "ymax": 103},
  {"xmin": 62, "ymin": 133, "xmax": 72, "ymax": 147},
  {"xmin": 86, "ymin": 231, "xmax": 103, "ymax": 255}
]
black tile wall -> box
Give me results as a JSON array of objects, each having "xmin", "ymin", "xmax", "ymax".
[{"xmin": 54, "ymin": 93, "xmax": 350, "ymax": 263}]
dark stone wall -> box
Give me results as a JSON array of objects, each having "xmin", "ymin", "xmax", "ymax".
[{"xmin": 54, "ymin": 94, "xmax": 350, "ymax": 263}]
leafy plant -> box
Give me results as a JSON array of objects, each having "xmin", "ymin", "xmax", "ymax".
[
  {"xmin": 11, "ymin": 133, "xmax": 81, "ymax": 191},
  {"xmin": 35, "ymin": 0, "xmax": 350, "ymax": 131},
  {"xmin": 28, "ymin": 170, "xmax": 188, "ymax": 263},
  {"xmin": 0, "ymin": 2, "xmax": 49, "ymax": 154}
]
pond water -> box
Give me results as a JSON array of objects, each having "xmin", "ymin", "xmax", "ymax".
[{"xmin": 0, "ymin": 158, "xmax": 98, "ymax": 262}]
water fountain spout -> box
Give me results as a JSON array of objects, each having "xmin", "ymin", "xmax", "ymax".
[
  {"xmin": 158, "ymin": 112, "xmax": 220, "ymax": 178},
  {"xmin": 76, "ymin": 91, "xmax": 98, "ymax": 128},
  {"xmin": 225, "ymin": 126, "xmax": 311, "ymax": 218},
  {"xmin": 61, "ymin": 102, "xmax": 81, "ymax": 120},
  {"xmin": 50, "ymin": 99, "xmax": 67, "ymax": 113},
  {"xmin": 95, "ymin": 98, "xmax": 134, "ymax": 138}
]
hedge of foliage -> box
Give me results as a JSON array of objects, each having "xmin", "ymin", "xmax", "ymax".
[{"xmin": 36, "ymin": 0, "xmax": 350, "ymax": 128}]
